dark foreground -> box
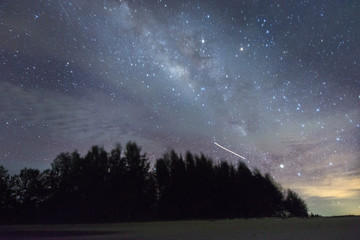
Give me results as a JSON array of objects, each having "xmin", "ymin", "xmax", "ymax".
[{"xmin": 0, "ymin": 217, "xmax": 358, "ymax": 240}]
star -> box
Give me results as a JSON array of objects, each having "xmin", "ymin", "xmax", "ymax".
[{"xmin": 0, "ymin": 0, "xmax": 359, "ymax": 217}]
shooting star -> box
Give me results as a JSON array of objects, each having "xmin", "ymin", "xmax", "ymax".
[
  {"xmin": 59, "ymin": 0, "xmax": 75, "ymax": 29},
  {"xmin": 214, "ymin": 142, "xmax": 246, "ymax": 160}
]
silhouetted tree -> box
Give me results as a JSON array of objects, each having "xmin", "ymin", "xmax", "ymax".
[
  {"xmin": 79, "ymin": 146, "xmax": 109, "ymax": 220},
  {"xmin": 214, "ymin": 161, "xmax": 234, "ymax": 218},
  {"xmin": 183, "ymin": 151, "xmax": 197, "ymax": 218},
  {"xmin": 48, "ymin": 151, "xmax": 85, "ymax": 221},
  {"xmin": 0, "ymin": 142, "xmax": 309, "ymax": 222},
  {"xmin": 154, "ymin": 154, "xmax": 171, "ymax": 218},
  {"xmin": 11, "ymin": 168, "xmax": 44, "ymax": 209},
  {"xmin": 168, "ymin": 151, "xmax": 186, "ymax": 218},
  {"xmin": 193, "ymin": 154, "xmax": 215, "ymax": 218},
  {"xmin": 262, "ymin": 173, "xmax": 284, "ymax": 217},
  {"xmin": 284, "ymin": 189, "xmax": 308, "ymax": 217},
  {"xmin": 0, "ymin": 166, "xmax": 11, "ymax": 209},
  {"xmin": 123, "ymin": 141, "xmax": 153, "ymax": 220},
  {"xmin": 233, "ymin": 161, "xmax": 253, "ymax": 217},
  {"xmin": 106, "ymin": 144, "xmax": 126, "ymax": 220}
]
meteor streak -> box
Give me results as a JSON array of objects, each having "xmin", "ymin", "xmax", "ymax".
[{"xmin": 214, "ymin": 142, "xmax": 246, "ymax": 160}]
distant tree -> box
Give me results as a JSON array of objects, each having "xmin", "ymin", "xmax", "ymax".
[
  {"xmin": 142, "ymin": 170, "xmax": 157, "ymax": 219},
  {"xmin": 284, "ymin": 189, "xmax": 308, "ymax": 217},
  {"xmin": 48, "ymin": 151, "xmax": 84, "ymax": 221},
  {"xmin": 154, "ymin": 155, "xmax": 170, "ymax": 195},
  {"xmin": 0, "ymin": 166, "xmax": 11, "ymax": 208},
  {"xmin": 10, "ymin": 168, "xmax": 45, "ymax": 209},
  {"xmin": 80, "ymin": 146, "xmax": 109, "ymax": 220},
  {"xmin": 262, "ymin": 173, "xmax": 284, "ymax": 217},
  {"xmin": 154, "ymin": 154, "xmax": 171, "ymax": 218},
  {"xmin": 183, "ymin": 151, "xmax": 197, "ymax": 217},
  {"xmin": 106, "ymin": 144, "xmax": 126, "ymax": 220},
  {"xmin": 214, "ymin": 161, "xmax": 234, "ymax": 218},
  {"xmin": 310, "ymin": 212, "xmax": 321, "ymax": 218},
  {"xmin": 1, "ymin": 142, "xmax": 310, "ymax": 223},
  {"xmin": 123, "ymin": 141, "xmax": 153, "ymax": 220},
  {"xmin": 168, "ymin": 150, "xmax": 186, "ymax": 218},
  {"xmin": 50, "ymin": 152, "xmax": 75, "ymax": 191},
  {"xmin": 193, "ymin": 154, "xmax": 215, "ymax": 218},
  {"xmin": 230, "ymin": 161, "xmax": 252, "ymax": 217},
  {"xmin": 250, "ymin": 169, "xmax": 268, "ymax": 217},
  {"xmin": 107, "ymin": 144, "xmax": 125, "ymax": 181}
]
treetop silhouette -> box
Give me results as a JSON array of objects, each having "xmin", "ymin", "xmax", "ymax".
[{"xmin": 0, "ymin": 141, "xmax": 308, "ymax": 223}]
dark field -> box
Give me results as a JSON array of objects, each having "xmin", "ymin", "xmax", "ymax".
[{"xmin": 0, "ymin": 217, "xmax": 358, "ymax": 240}]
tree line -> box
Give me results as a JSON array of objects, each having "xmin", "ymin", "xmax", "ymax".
[{"xmin": 0, "ymin": 141, "xmax": 308, "ymax": 223}]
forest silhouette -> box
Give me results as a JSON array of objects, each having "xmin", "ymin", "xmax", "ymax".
[{"xmin": 0, "ymin": 141, "xmax": 308, "ymax": 223}]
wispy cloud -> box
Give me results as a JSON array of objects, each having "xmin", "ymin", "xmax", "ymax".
[
  {"xmin": 289, "ymin": 171, "xmax": 360, "ymax": 198},
  {"xmin": 286, "ymin": 171, "xmax": 360, "ymax": 215}
]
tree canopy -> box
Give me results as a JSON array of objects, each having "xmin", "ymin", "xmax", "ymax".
[{"xmin": 0, "ymin": 142, "xmax": 308, "ymax": 223}]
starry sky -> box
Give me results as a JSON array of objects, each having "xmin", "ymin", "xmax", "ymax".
[{"xmin": 1, "ymin": 0, "xmax": 359, "ymax": 216}]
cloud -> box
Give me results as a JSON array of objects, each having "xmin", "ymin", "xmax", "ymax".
[
  {"xmin": 285, "ymin": 171, "xmax": 360, "ymax": 216},
  {"xmin": 0, "ymin": 82, "xmax": 138, "ymax": 151},
  {"xmin": 289, "ymin": 171, "xmax": 360, "ymax": 199}
]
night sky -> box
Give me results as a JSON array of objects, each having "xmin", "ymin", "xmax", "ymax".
[{"xmin": 1, "ymin": 0, "xmax": 359, "ymax": 216}]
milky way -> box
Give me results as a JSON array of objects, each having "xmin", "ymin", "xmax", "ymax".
[{"xmin": 1, "ymin": 0, "xmax": 359, "ymax": 216}]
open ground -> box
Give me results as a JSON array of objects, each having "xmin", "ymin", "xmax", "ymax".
[{"xmin": 0, "ymin": 217, "xmax": 358, "ymax": 240}]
